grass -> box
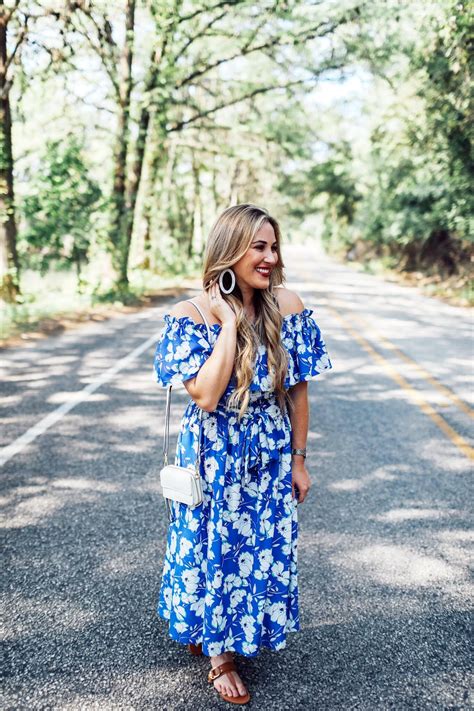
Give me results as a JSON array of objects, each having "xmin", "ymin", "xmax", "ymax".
[
  {"xmin": 0, "ymin": 266, "xmax": 201, "ymax": 346},
  {"xmin": 351, "ymin": 255, "xmax": 473, "ymax": 307}
]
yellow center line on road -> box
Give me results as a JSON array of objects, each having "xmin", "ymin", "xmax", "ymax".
[
  {"xmin": 331, "ymin": 296, "xmax": 474, "ymax": 420},
  {"xmin": 323, "ymin": 302, "xmax": 474, "ymax": 462}
]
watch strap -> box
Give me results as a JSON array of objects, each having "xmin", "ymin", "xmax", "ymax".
[{"xmin": 291, "ymin": 448, "xmax": 307, "ymax": 458}]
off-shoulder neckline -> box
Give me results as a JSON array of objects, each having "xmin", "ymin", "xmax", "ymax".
[{"xmin": 164, "ymin": 307, "xmax": 314, "ymax": 330}]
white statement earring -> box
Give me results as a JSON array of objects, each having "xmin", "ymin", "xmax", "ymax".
[{"xmin": 218, "ymin": 268, "xmax": 236, "ymax": 294}]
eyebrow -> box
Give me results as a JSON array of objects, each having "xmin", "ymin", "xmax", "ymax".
[{"xmin": 252, "ymin": 240, "xmax": 278, "ymax": 246}]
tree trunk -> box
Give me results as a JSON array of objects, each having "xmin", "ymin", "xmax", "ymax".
[
  {"xmin": 191, "ymin": 154, "xmax": 204, "ymax": 257},
  {"xmin": 119, "ymin": 98, "xmax": 155, "ymax": 286},
  {"xmin": 229, "ymin": 161, "xmax": 241, "ymax": 205},
  {"xmin": 118, "ymin": 44, "xmax": 170, "ymax": 286},
  {"xmin": 0, "ymin": 19, "xmax": 20, "ymax": 301},
  {"xmin": 164, "ymin": 143, "xmax": 178, "ymax": 239},
  {"xmin": 211, "ymin": 167, "xmax": 222, "ymax": 215},
  {"xmin": 109, "ymin": 0, "xmax": 135, "ymax": 287},
  {"xmin": 141, "ymin": 123, "xmax": 167, "ymax": 270}
]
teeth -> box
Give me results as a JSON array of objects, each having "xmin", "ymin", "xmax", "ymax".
[{"xmin": 256, "ymin": 268, "xmax": 270, "ymax": 274}]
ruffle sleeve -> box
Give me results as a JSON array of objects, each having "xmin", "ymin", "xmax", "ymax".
[
  {"xmin": 153, "ymin": 315, "xmax": 214, "ymax": 388},
  {"xmin": 282, "ymin": 308, "xmax": 333, "ymax": 388}
]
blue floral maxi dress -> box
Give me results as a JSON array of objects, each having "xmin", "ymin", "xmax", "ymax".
[{"xmin": 153, "ymin": 308, "xmax": 333, "ymax": 657}]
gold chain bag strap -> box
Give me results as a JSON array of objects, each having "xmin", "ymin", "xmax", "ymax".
[{"xmin": 159, "ymin": 300, "xmax": 210, "ymax": 522}]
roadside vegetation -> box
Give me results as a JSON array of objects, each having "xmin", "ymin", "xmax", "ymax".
[{"xmin": 1, "ymin": 0, "xmax": 472, "ymax": 344}]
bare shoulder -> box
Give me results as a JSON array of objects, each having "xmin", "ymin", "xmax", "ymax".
[
  {"xmin": 169, "ymin": 299, "xmax": 205, "ymax": 324},
  {"xmin": 274, "ymin": 287, "xmax": 305, "ymax": 317}
]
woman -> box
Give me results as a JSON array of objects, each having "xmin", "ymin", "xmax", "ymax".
[{"xmin": 154, "ymin": 203, "xmax": 332, "ymax": 705}]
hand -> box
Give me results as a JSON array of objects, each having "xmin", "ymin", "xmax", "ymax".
[
  {"xmin": 207, "ymin": 281, "xmax": 236, "ymax": 326},
  {"xmin": 291, "ymin": 460, "xmax": 311, "ymax": 503}
]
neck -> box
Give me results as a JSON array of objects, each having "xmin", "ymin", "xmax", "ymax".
[{"xmin": 238, "ymin": 281, "xmax": 255, "ymax": 311}]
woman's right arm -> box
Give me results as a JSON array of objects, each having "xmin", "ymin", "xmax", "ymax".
[{"xmin": 170, "ymin": 282, "xmax": 237, "ymax": 411}]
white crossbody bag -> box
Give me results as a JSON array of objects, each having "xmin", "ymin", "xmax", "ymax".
[{"xmin": 159, "ymin": 300, "xmax": 209, "ymax": 522}]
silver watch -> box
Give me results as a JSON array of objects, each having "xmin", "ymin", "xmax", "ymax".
[{"xmin": 291, "ymin": 448, "xmax": 307, "ymax": 458}]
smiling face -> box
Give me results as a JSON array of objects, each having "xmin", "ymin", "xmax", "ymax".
[{"xmin": 232, "ymin": 221, "xmax": 279, "ymax": 291}]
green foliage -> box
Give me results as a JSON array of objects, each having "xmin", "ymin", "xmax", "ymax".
[
  {"xmin": 299, "ymin": 1, "xmax": 473, "ymax": 275},
  {"xmin": 21, "ymin": 138, "xmax": 102, "ymax": 283},
  {"xmin": 91, "ymin": 285, "xmax": 142, "ymax": 306},
  {"xmin": 415, "ymin": 1, "xmax": 473, "ymax": 172},
  {"xmin": 410, "ymin": 1, "xmax": 474, "ymax": 243},
  {"xmin": 3, "ymin": 0, "xmax": 471, "ymax": 320},
  {"xmin": 279, "ymin": 141, "xmax": 362, "ymax": 248}
]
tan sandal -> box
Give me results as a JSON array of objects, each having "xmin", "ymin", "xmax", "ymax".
[
  {"xmin": 208, "ymin": 660, "xmax": 251, "ymax": 705},
  {"xmin": 188, "ymin": 642, "xmax": 202, "ymax": 656}
]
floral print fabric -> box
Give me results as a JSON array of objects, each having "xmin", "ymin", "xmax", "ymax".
[{"xmin": 153, "ymin": 307, "xmax": 332, "ymax": 657}]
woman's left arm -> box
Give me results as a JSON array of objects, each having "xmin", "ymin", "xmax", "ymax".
[{"xmin": 288, "ymin": 380, "xmax": 311, "ymax": 503}]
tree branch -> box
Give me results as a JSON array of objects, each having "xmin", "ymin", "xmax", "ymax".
[
  {"xmin": 1, "ymin": 0, "xmax": 21, "ymax": 27},
  {"xmin": 169, "ymin": 78, "xmax": 314, "ymax": 132},
  {"xmin": 71, "ymin": 12, "xmax": 120, "ymax": 98},
  {"xmin": 176, "ymin": 10, "xmax": 228, "ymax": 58},
  {"xmin": 177, "ymin": 0, "xmax": 244, "ymax": 25},
  {"xmin": 175, "ymin": 18, "xmax": 342, "ymax": 89},
  {"xmin": 5, "ymin": 13, "xmax": 29, "ymax": 73},
  {"xmin": 168, "ymin": 44, "xmax": 347, "ymax": 133}
]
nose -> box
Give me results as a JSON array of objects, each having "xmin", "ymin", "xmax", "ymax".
[
  {"xmin": 264, "ymin": 256, "xmax": 277, "ymax": 267},
  {"xmin": 263, "ymin": 250, "xmax": 277, "ymax": 265}
]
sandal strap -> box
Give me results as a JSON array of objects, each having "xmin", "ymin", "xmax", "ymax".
[{"xmin": 208, "ymin": 660, "xmax": 236, "ymax": 683}]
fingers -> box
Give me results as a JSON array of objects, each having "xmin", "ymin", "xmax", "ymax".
[
  {"xmin": 208, "ymin": 282, "xmax": 224, "ymax": 319},
  {"xmin": 209, "ymin": 281, "xmax": 221, "ymax": 301},
  {"xmin": 213, "ymin": 282, "xmax": 221, "ymax": 300},
  {"xmin": 299, "ymin": 484, "xmax": 310, "ymax": 503},
  {"xmin": 292, "ymin": 484, "xmax": 303, "ymax": 503},
  {"xmin": 291, "ymin": 479, "xmax": 310, "ymax": 503},
  {"xmin": 207, "ymin": 282, "xmax": 217, "ymax": 307}
]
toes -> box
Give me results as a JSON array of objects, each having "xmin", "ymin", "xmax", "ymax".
[
  {"xmin": 230, "ymin": 672, "xmax": 246, "ymax": 698},
  {"xmin": 215, "ymin": 680, "xmax": 229, "ymax": 697},
  {"xmin": 213, "ymin": 671, "xmax": 246, "ymax": 700},
  {"xmin": 236, "ymin": 683, "xmax": 247, "ymax": 696},
  {"xmin": 226, "ymin": 682, "xmax": 236, "ymax": 698}
]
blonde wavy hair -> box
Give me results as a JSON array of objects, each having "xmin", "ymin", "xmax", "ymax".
[{"xmin": 202, "ymin": 203, "xmax": 292, "ymax": 420}]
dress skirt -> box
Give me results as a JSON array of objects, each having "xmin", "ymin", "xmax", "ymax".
[{"xmin": 157, "ymin": 391, "xmax": 300, "ymax": 657}]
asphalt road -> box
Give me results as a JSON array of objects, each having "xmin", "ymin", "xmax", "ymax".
[{"xmin": 1, "ymin": 244, "xmax": 473, "ymax": 710}]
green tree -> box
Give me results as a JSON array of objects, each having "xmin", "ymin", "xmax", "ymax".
[
  {"xmin": 22, "ymin": 138, "xmax": 102, "ymax": 290},
  {"xmin": 313, "ymin": 0, "xmax": 473, "ymax": 274},
  {"xmin": 66, "ymin": 0, "xmax": 360, "ymax": 289}
]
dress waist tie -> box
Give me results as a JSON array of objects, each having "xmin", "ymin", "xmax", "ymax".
[{"xmin": 213, "ymin": 399, "xmax": 287, "ymax": 486}]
